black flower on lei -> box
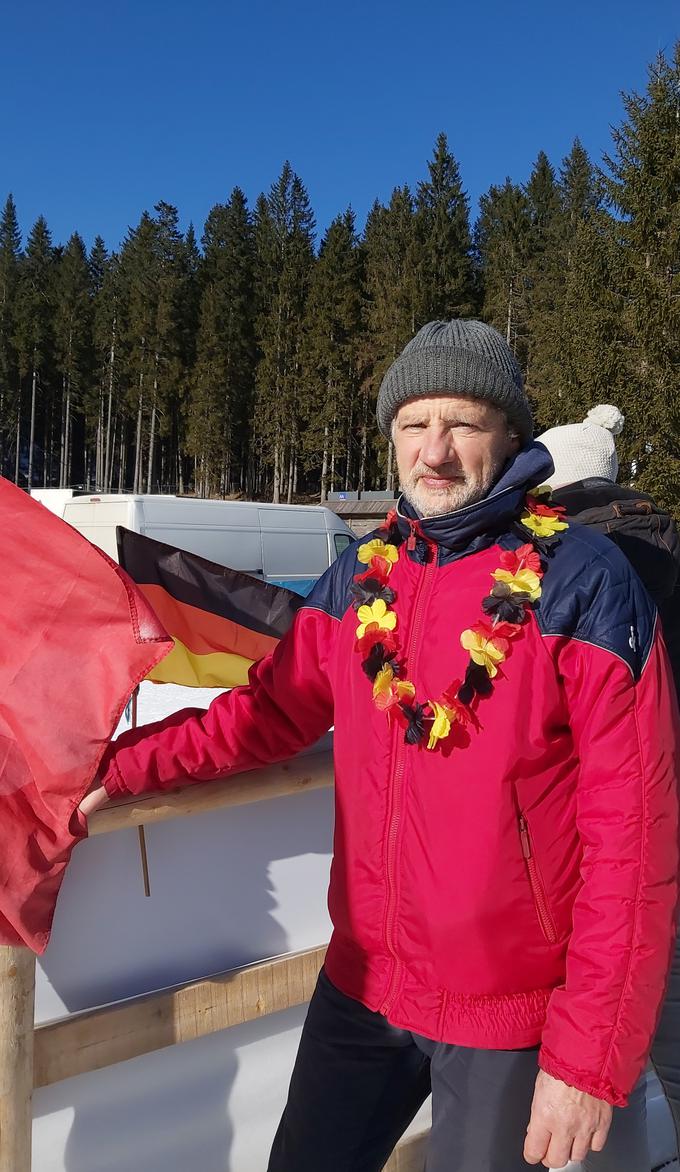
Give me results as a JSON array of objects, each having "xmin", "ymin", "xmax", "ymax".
[
  {"xmin": 481, "ymin": 582, "xmax": 531, "ymax": 624},
  {"xmin": 457, "ymin": 661, "xmax": 494, "ymax": 706}
]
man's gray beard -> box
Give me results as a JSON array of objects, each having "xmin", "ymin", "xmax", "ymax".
[{"xmin": 399, "ymin": 462, "xmax": 505, "ymax": 519}]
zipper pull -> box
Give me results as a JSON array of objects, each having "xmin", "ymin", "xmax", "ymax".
[
  {"xmin": 519, "ymin": 815, "xmax": 532, "ymax": 859},
  {"xmin": 407, "ymin": 521, "xmax": 418, "ymax": 552}
]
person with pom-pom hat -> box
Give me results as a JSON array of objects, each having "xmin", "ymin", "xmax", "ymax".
[
  {"xmin": 539, "ymin": 405, "xmax": 625, "ymax": 490},
  {"xmin": 541, "ymin": 405, "xmax": 680, "ymax": 1158}
]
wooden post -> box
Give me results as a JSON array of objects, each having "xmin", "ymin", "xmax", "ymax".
[{"xmin": 0, "ymin": 945, "xmax": 35, "ymax": 1172}]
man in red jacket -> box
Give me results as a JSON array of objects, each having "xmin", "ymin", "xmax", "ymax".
[{"xmin": 83, "ymin": 320, "xmax": 679, "ymax": 1172}]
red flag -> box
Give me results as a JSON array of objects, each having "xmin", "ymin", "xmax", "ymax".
[{"xmin": 0, "ymin": 478, "xmax": 171, "ymax": 952}]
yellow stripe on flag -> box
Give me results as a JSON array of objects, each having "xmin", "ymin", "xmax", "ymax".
[{"xmin": 147, "ymin": 636, "xmax": 254, "ymax": 688}]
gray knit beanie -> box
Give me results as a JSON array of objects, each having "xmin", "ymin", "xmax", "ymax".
[{"xmin": 376, "ymin": 319, "xmax": 533, "ymax": 443}]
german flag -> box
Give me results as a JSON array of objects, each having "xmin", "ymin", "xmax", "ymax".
[{"xmin": 116, "ymin": 528, "xmax": 303, "ymax": 688}]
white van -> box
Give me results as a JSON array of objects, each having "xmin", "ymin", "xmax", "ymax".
[{"xmin": 31, "ymin": 491, "xmax": 356, "ymax": 596}]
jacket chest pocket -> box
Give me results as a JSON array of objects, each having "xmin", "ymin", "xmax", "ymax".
[{"xmin": 518, "ymin": 814, "xmax": 558, "ymax": 944}]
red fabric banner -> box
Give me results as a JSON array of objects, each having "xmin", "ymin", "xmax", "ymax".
[{"xmin": 0, "ymin": 479, "xmax": 171, "ymax": 952}]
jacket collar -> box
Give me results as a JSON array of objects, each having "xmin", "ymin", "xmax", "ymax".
[{"xmin": 395, "ymin": 444, "xmax": 554, "ymax": 556}]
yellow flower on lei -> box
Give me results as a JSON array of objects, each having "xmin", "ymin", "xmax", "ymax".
[
  {"xmin": 520, "ymin": 510, "xmax": 568, "ymax": 538},
  {"xmin": 491, "ymin": 566, "xmax": 542, "ymax": 601},
  {"xmin": 460, "ymin": 627, "xmax": 507, "ymax": 678},
  {"xmin": 356, "ymin": 597, "xmax": 397, "ymax": 639},
  {"xmin": 426, "ymin": 700, "xmax": 456, "ymax": 751},
  {"xmin": 372, "ymin": 663, "xmax": 395, "ymax": 701},
  {"xmin": 357, "ymin": 539, "xmax": 399, "ymax": 567}
]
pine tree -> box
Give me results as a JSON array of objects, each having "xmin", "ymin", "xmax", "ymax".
[
  {"xmin": 88, "ymin": 235, "xmax": 108, "ymax": 296},
  {"xmin": 0, "ymin": 194, "xmax": 22, "ymax": 478},
  {"xmin": 14, "ymin": 216, "xmax": 55, "ymax": 487},
  {"xmin": 521, "ymin": 152, "xmax": 565, "ymax": 414},
  {"xmin": 362, "ymin": 187, "xmax": 421, "ymax": 489},
  {"xmin": 526, "ymin": 141, "xmax": 602, "ymax": 427},
  {"xmin": 476, "ymin": 179, "xmax": 532, "ymax": 360},
  {"xmin": 91, "ymin": 245, "xmax": 123, "ymax": 490},
  {"xmin": 118, "ymin": 212, "xmax": 159, "ymax": 492},
  {"xmin": 302, "ymin": 209, "xmax": 362, "ymax": 499},
  {"xmin": 148, "ymin": 200, "xmax": 186, "ymax": 489},
  {"xmin": 560, "ymin": 138, "xmax": 600, "ymax": 250},
  {"xmin": 254, "ymin": 163, "xmax": 315, "ymax": 502},
  {"xmin": 600, "ymin": 46, "xmax": 680, "ymax": 512},
  {"xmin": 416, "ymin": 132, "xmax": 477, "ymax": 319},
  {"xmin": 550, "ymin": 209, "xmax": 627, "ymax": 430},
  {"xmin": 53, "ymin": 233, "xmax": 92, "ymax": 487},
  {"xmin": 188, "ymin": 188, "xmax": 256, "ymax": 496}
]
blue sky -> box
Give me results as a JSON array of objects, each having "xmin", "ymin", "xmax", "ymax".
[{"xmin": 1, "ymin": 0, "xmax": 678, "ymax": 252}]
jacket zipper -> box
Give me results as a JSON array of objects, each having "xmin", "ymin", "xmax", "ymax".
[
  {"xmin": 519, "ymin": 814, "xmax": 558, "ymax": 945},
  {"xmin": 381, "ymin": 537, "xmax": 436, "ymax": 1015}
]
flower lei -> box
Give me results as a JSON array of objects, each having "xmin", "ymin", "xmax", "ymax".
[{"xmin": 352, "ymin": 489, "xmax": 568, "ymax": 751}]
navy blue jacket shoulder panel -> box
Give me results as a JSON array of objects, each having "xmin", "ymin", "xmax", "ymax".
[
  {"xmin": 534, "ymin": 522, "xmax": 657, "ymax": 679},
  {"xmin": 295, "ymin": 499, "xmax": 658, "ymax": 682},
  {"xmin": 299, "ymin": 537, "xmax": 364, "ymax": 621}
]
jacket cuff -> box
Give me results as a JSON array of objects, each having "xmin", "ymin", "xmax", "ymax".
[
  {"xmin": 538, "ymin": 1045, "xmax": 628, "ymax": 1107},
  {"xmin": 102, "ymin": 757, "xmax": 128, "ymax": 800}
]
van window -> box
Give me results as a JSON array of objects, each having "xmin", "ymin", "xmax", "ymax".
[
  {"xmin": 143, "ymin": 525, "xmax": 263, "ymax": 575},
  {"xmin": 333, "ymin": 533, "xmax": 353, "ymax": 558},
  {"xmin": 262, "ymin": 530, "xmax": 329, "ymax": 578}
]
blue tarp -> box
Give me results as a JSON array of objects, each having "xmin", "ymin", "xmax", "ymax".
[{"xmin": 269, "ymin": 578, "xmax": 317, "ymax": 598}]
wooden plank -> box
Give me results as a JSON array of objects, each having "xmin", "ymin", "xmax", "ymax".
[
  {"xmin": 385, "ymin": 1129, "xmax": 429, "ymax": 1171},
  {"xmin": 33, "ymin": 944, "xmax": 327, "ymax": 1089},
  {"xmin": 0, "ymin": 946, "xmax": 35, "ymax": 1172},
  {"xmin": 88, "ymin": 750, "xmax": 334, "ymax": 837}
]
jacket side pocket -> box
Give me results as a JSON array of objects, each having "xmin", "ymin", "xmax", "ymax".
[{"xmin": 519, "ymin": 814, "xmax": 558, "ymax": 944}]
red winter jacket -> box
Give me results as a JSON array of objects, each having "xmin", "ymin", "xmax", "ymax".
[{"xmin": 98, "ymin": 446, "xmax": 680, "ymax": 1106}]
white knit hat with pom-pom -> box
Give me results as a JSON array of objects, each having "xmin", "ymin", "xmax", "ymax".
[{"xmin": 538, "ymin": 405, "xmax": 625, "ymax": 490}]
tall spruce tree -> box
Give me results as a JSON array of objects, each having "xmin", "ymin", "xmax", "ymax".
[
  {"xmin": 524, "ymin": 141, "xmax": 602, "ymax": 428},
  {"xmin": 302, "ymin": 209, "xmax": 362, "ymax": 498},
  {"xmin": 188, "ymin": 188, "xmax": 256, "ymax": 496},
  {"xmin": 88, "ymin": 235, "xmax": 108, "ymax": 296},
  {"xmin": 91, "ymin": 245, "xmax": 124, "ymax": 490},
  {"xmin": 416, "ymin": 132, "xmax": 476, "ymax": 320},
  {"xmin": 560, "ymin": 138, "xmax": 600, "ymax": 250},
  {"xmin": 254, "ymin": 163, "xmax": 315, "ymax": 502},
  {"xmin": 14, "ymin": 216, "xmax": 55, "ymax": 487},
  {"xmin": 476, "ymin": 179, "xmax": 532, "ymax": 360},
  {"xmin": 53, "ymin": 233, "xmax": 92, "ymax": 487},
  {"xmin": 521, "ymin": 152, "xmax": 565, "ymax": 415},
  {"xmin": 147, "ymin": 202, "xmax": 185, "ymax": 492},
  {"xmin": 0, "ymin": 194, "xmax": 22, "ymax": 478},
  {"xmin": 600, "ymin": 46, "xmax": 680, "ymax": 512},
  {"xmin": 118, "ymin": 211, "xmax": 160, "ymax": 492},
  {"xmin": 550, "ymin": 209, "xmax": 628, "ymax": 430},
  {"xmin": 362, "ymin": 187, "xmax": 420, "ymax": 489}
]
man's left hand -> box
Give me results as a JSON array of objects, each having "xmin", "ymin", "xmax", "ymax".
[{"xmin": 524, "ymin": 1069, "xmax": 613, "ymax": 1168}]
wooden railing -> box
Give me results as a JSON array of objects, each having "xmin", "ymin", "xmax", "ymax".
[{"xmin": 0, "ymin": 752, "xmax": 428, "ymax": 1172}]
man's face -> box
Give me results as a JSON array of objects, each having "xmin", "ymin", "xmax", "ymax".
[{"xmin": 393, "ymin": 395, "xmax": 520, "ymax": 518}]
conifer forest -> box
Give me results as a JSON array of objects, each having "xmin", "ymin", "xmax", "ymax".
[{"xmin": 1, "ymin": 45, "xmax": 679, "ymax": 516}]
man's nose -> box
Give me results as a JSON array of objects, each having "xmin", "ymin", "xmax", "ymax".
[{"xmin": 420, "ymin": 428, "xmax": 456, "ymax": 468}]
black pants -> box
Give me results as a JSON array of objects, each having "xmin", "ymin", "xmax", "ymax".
[{"xmin": 268, "ymin": 968, "xmax": 649, "ymax": 1172}]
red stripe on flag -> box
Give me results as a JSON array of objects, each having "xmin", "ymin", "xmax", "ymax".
[{"xmin": 138, "ymin": 583, "xmax": 278, "ymax": 662}]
